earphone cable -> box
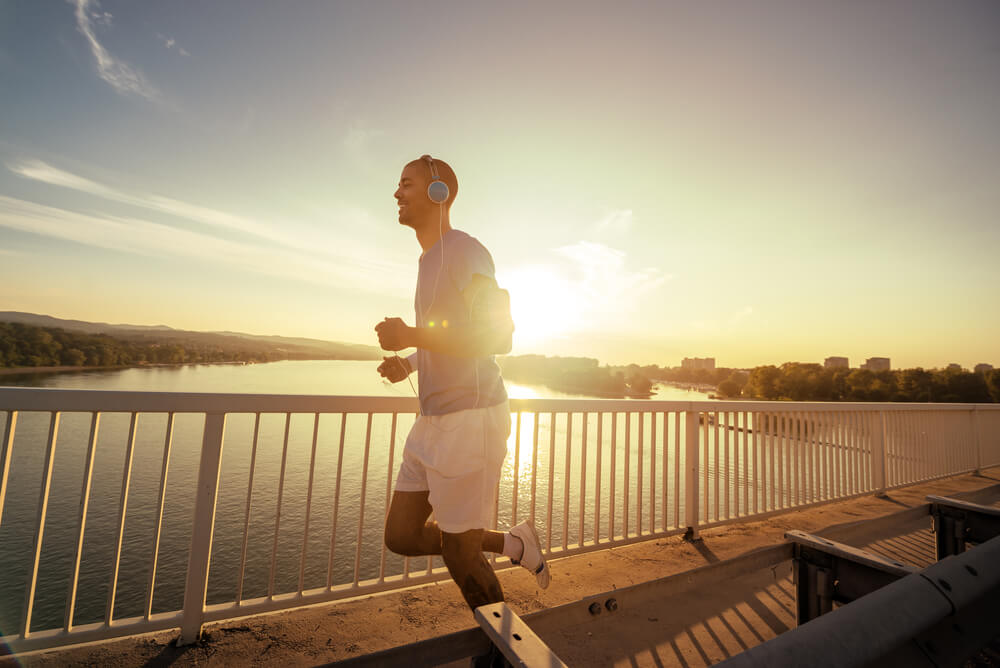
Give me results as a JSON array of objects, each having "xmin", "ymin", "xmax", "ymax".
[{"xmin": 392, "ymin": 197, "xmax": 446, "ymax": 414}]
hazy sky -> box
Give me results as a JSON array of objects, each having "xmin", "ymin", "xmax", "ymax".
[{"xmin": 1, "ymin": 1, "xmax": 998, "ymax": 369}]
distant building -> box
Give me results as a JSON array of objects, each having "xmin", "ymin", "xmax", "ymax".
[
  {"xmin": 824, "ymin": 356, "xmax": 849, "ymax": 369},
  {"xmin": 975, "ymin": 363, "xmax": 994, "ymax": 374},
  {"xmin": 682, "ymin": 357, "xmax": 715, "ymax": 370},
  {"xmin": 947, "ymin": 363, "xmax": 963, "ymax": 372},
  {"xmin": 861, "ymin": 357, "xmax": 890, "ymax": 371}
]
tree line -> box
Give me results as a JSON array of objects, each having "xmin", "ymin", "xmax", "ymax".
[
  {"xmin": 501, "ymin": 357, "xmax": 1000, "ymax": 404},
  {"xmin": 498, "ymin": 355, "xmax": 648, "ymax": 398},
  {"xmin": 0, "ymin": 322, "xmax": 285, "ymax": 368},
  {"xmin": 587, "ymin": 361, "xmax": 999, "ymax": 404},
  {"xmin": 738, "ymin": 362, "xmax": 999, "ymax": 403}
]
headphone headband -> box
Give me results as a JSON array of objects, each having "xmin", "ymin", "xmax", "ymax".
[{"xmin": 421, "ymin": 154, "xmax": 440, "ymax": 180}]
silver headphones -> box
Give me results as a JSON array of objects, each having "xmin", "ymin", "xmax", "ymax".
[{"xmin": 421, "ymin": 154, "xmax": 450, "ymax": 204}]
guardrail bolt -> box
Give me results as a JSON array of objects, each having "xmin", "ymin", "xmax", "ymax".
[
  {"xmin": 605, "ymin": 598, "xmax": 618, "ymax": 612},
  {"xmin": 588, "ymin": 602, "xmax": 602, "ymax": 616}
]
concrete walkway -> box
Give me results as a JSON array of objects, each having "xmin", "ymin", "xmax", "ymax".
[{"xmin": 538, "ymin": 494, "xmax": 993, "ymax": 667}]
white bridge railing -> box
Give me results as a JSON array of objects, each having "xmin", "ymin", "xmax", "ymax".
[{"xmin": 1, "ymin": 387, "xmax": 998, "ymax": 654}]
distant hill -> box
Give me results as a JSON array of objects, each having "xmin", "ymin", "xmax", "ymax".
[
  {"xmin": 211, "ymin": 330, "xmax": 379, "ymax": 358},
  {"xmin": 0, "ymin": 311, "xmax": 175, "ymax": 334},
  {"xmin": 0, "ymin": 312, "xmax": 382, "ymax": 361}
]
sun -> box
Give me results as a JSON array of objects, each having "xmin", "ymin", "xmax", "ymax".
[{"xmin": 496, "ymin": 265, "xmax": 584, "ymax": 349}]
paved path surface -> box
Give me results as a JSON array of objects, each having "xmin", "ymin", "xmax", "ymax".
[
  {"xmin": 6, "ymin": 468, "xmax": 1000, "ymax": 667},
  {"xmin": 541, "ymin": 491, "xmax": 1000, "ymax": 667}
]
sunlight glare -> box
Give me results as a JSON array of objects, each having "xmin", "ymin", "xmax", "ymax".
[{"xmin": 498, "ymin": 265, "xmax": 584, "ymax": 349}]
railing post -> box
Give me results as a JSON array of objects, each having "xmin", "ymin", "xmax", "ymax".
[
  {"xmin": 684, "ymin": 410, "xmax": 700, "ymax": 541},
  {"xmin": 971, "ymin": 408, "xmax": 981, "ymax": 474},
  {"xmin": 0, "ymin": 410, "xmax": 16, "ymax": 529},
  {"xmin": 872, "ymin": 412, "xmax": 887, "ymax": 497},
  {"xmin": 179, "ymin": 412, "xmax": 226, "ymax": 645}
]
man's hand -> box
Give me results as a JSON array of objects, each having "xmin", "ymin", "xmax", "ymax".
[
  {"xmin": 375, "ymin": 317, "xmax": 412, "ymax": 351},
  {"xmin": 377, "ymin": 355, "xmax": 412, "ymax": 383}
]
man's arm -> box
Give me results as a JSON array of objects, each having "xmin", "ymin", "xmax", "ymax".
[{"xmin": 375, "ymin": 274, "xmax": 513, "ymax": 357}]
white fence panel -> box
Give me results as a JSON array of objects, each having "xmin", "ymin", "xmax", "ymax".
[{"xmin": 0, "ymin": 387, "xmax": 996, "ymax": 653}]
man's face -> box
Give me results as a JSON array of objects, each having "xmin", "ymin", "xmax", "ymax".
[{"xmin": 394, "ymin": 162, "xmax": 431, "ymax": 228}]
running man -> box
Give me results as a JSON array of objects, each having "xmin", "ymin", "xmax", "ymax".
[{"xmin": 375, "ymin": 154, "xmax": 551, "ymax": 611}]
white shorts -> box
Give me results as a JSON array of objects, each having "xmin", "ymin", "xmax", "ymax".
[{"xmin": 395, "ymin": 400, "xmax": 510, "ymax": 533}]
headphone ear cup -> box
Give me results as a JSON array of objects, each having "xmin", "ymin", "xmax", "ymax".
[{"xmin": 427, "ymin": 180, "xmax": 449, "ymax": 204}]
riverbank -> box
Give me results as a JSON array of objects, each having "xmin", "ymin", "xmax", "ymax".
[
  {"xmin": 0, "ymin": 361, "xmax": 256, "ymax": 377},
  {"xmin": 0, "ymin": 364, "xmax": 127, "ymax": 376},
  {"xmin": 660, "ymin": 380, "xmax": 717, "ymax": 391}
]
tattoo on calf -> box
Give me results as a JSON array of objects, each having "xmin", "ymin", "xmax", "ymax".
[
  {"xmin": 459, "ymin": 555, "xmax": 503, "ymax": 610},
  {"xmin": 461, "ymin": 574, "xmax": 491, "ymax": 610}
]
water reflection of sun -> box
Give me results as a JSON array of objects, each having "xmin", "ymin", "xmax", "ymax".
[
  {"xmin": 503, "ymin": 402, "xmax": 540, "ymax": 483},
  {"xmin": 504, "ymin": 382, "xmax": 542, "ymax": 400}
]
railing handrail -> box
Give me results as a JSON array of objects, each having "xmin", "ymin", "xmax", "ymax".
[
  {"xmin": 2, "ymin": 386, "xmax": 998, "ymax": 413},
  {"xmin": 1, "ymin": 386, "xmax": 998, "ymax": 655}
]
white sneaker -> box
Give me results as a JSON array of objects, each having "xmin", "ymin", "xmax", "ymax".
[{"xmin": 509, "ymin": 521, "xmax": 551, "ymax": 589}]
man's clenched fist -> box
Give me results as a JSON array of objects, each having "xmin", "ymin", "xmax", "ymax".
[
  {"xmin": 375, "ymin": 317, "xmax": 411, "ymax": 351},
  {"xmin": 377, "ymin": 355, "xmax": 412, "ymax": 383}
]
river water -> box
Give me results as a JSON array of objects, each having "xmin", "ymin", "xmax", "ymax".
[{"xmin": 0, "ymin": 360, "xmax": 711, "ymax": 637}]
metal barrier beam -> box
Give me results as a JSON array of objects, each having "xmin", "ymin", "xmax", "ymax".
[
  {"xmin": 717, "ymin": 534, "xmax": 1000, "ymax": 668},
  {"xmin": 475, "ymin": 602, "xmax": 567, "ymax": 668},
  {"xmin": 927, "ymin": 494, "xmax": 1000, "ymax": 559},
  {"xmin": 785, "ymin": 530, "xmax": 916, "ymax": 625}
]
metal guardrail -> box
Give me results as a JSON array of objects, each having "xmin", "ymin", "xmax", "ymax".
[
  {"xmin": 1, "ymin": 387, "xmax": 998, "ymax": 654},
  {"xmin": 785, "ymin": 530, "xmax": 916, "ymax": 625},
  {"xmin": 475, "ymin": 602, "xmax": 568, "ymax": 668},
  {"xmin": 927, "ymin": 494, "xmax": 1000, "ymax": 559},
  {"xmin": 718, "ymin": 527, "xmax": 1000, "ymax": 667},
  {"xmin": 397, "ymin": 506, "xmax": 1000, "ymax": 668}
]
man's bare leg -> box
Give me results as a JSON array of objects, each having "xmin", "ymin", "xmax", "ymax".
[
  {"xmin": 384, "ymin": 490, "xmax": 506, "ymax": 556},
  {"xmin": 441, "ymin": 529, "xmax": 503, "ymax": 609}
]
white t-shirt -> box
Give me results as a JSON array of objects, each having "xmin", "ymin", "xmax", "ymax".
[{"xmin": 410, "ymin": 229, "xmax": 507, "ymax": 416}]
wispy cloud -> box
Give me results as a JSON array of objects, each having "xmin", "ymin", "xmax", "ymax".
[
  {"xmin": 7, "ymin": 159, "xmax": 367, "ymax": 260},
  {"xmin": 0, "ymin": 196, "xmax": 409, "ymax": 296},
  {"xmin": 157, "ymin": 32, "xmax": 190, "ymax": 56},
  {"xmin": 72, "ymin": 0, "xmax": 161, "ymax": 101},
  {"xmin": 4, "ymin": 158, "xmax": 413, "ymax": 294},
  {"xmin": 343, "ymin": 123, "xmax": 385, "ymax": 152},
  {"xmin": 554, "ymin": 240, "xmax": 670, "ymax": 301}
]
